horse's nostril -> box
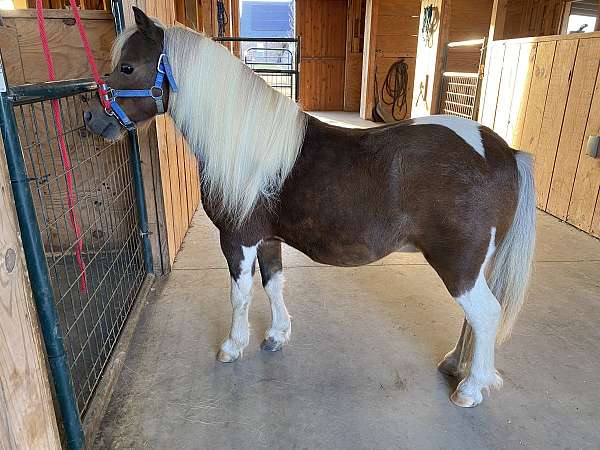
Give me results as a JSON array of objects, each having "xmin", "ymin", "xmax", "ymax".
[{"xmin": 83, "ymin": 111, "xmax": 92, "ymax": 122}]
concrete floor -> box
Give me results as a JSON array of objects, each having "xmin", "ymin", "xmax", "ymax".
[{"xmin": 93, "ymin": 205, "xmax": 600, "ymax": 450}]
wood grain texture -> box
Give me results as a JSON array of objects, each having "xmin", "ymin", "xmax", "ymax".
[
  {"xmin": 547, "ymin": 37, "xmax": 600, "ymax": 219},
  {"xmin": 360, "ymin": 0, "xmax": 380, "ymax": 118},
  {"xmin": 510, "ymin": 42, "xmax": 536, "ymax": 148},
  {"xmin": 0, "ymin": 18, "xmax": 25, "ymax": 85},
  {"xmin": 493, "ymin": 43, "xmax": 521, "ymax": 140},
  {"xmin": 533, "ymin": 39, "xmax": 577, "ymax": 209},
  {"xmin": 297, "ymin": 0, "xmax": 347, "ymax": 110},
  {"xmin": 566, "ymin": 59, "xmax": 600, "ymax": 231},
  {"xmin": 513, "ymin": 41, "xmax": 554, "ymax": 154},
  {"xmin": 0, "ymin": 135, "xmax": 61, "ymax": 450},
  {"xmin": 450, "ymin": 0, "xmax": 494, "ymax": 41},
  {"xmin": 479, "ymin": 43, "xmax": 506, "ymax": 126}
]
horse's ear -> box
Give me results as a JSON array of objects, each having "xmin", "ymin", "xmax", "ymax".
[{"xmin": 132, "ymin": 6, "xmax": 162, "ymax": 43}]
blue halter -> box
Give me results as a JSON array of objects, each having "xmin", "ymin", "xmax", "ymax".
[{"xmin": 101, "ymin": 53, "xmax": 178, "ymax": 130}]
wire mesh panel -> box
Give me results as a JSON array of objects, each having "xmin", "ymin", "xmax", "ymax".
[
  {"xmin": 13, "ymin": 90, "xmax": 145, "ymax": 416},
  {"xmin": 439, "ymin": 73, "xmax": 480, "ymax": 119},
  {"xmin": 215, "ymin": 37, "xmax": 300, "ymax": 102}
]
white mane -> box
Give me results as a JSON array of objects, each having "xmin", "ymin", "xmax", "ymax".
[{"xmin": 162, "ymin": 27, "xmax": 307, "ymax": 226}]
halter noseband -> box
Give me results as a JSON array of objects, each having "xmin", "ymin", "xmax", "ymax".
[{"xmin": 100, "ymin": 53, "xmax": 178, "ymax": 130}]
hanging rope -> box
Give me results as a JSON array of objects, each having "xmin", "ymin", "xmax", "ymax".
[
  {"xmin": 380, "ymin": 58, "xmax": 409, "ymax": 121},
  {"xmin": 422, "ymin": 4, "xmax": 438, "ymax": 48},
  {"xmin": 372, "ymin": 58, "xmax": 409, "ymax": 123},
  {"xmin": 217, "ymin": 0, "xmax": 228, "ymax": 38},
  {"xmin": 36, "ymin": 0, "xmax": 88, "ymax": 292}
]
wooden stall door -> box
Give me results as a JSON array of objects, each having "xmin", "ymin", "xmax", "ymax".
[{"xmin": 296, "ymin": 0, "xmax": 348, "ymax": 111}]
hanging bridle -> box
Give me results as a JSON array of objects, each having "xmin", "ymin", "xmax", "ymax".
[{"xmin": 100, "ymin": 52, "xmax": 178, "ymax": 130}]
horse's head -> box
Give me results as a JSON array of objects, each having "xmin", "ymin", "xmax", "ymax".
[{"xmin": 84, "ymin": 7, "xmax": 168, "ymax": 140}]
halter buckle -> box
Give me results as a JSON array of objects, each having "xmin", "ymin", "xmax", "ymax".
[
  {"xmin": 157, "ymin": 53, "xmax": 166, "ymax": 73},
  {"xmin": 151, "ymin": 86, "xmax": 164, "ymax": 99}
]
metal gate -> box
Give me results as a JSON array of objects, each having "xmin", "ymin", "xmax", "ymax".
[
  {"xmin": 438, "ymin": 39, "xmax": 486, "ymax": 119},
  {"xmin": 214, "ymin": 36, "xmax": 301, "ymax": 102},
  {"xmin": 1, "ymin": 57, "xmax": 153, "ymax": 449}
]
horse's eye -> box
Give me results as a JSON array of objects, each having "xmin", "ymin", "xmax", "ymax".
[{"xmin": 120, "ymin": 64, "xmax": 134, "ymax": 75}]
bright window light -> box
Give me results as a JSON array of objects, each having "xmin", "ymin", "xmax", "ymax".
[
  {"xmin": 567, "ymin": 14, "xmax": 596, "ymax": 33},
  {"xmin": 0, "ymin": 0, "xmax": 15, "ymax": 9}
]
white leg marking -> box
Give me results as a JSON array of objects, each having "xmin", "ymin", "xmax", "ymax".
[
  {"xmin": 451, "ymin": 228, "xmax": 503, "ymax": 407},
  {"xmin": 218, "ymin": 244, "xmax": 258, "ymax": 362},
  {"xmin": 261, "ymin": 271, "xmax": 291, "ymax": 351}
]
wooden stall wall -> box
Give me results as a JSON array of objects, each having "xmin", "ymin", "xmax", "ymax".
[
  {"xmin": 503, "ymin": 0, "xmax": 565, "ymax": 39},
  {"xmin": 344, "ymin": 0, "xmax": 366, "ymax": 111},
  {"xmin": 360, "ymin": 0, "xmax": 420, "ymax": 120},
  {"xmin": 296, "ymin": 0, "xmax": 348, "ymax": 111},
  {"xmin": 0, "ymin": 136, "xmax": 61, "ymax": 450},
  {"xmin": 479, "ymin": 32, "xmax": 600, "ymax": 238},
  {"xmin": 120, "ymin": 0, "xmax": 202, "ymax": 268}
]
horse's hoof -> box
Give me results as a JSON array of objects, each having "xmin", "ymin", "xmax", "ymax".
[
  {"xmin": 217, "ymin": 349, "xmax": 239, "ymax": 363},
  {"xmin": 261, "ymin": 337, "xmax": 283, "ymax": 352},
  {"xmin": 450, "ymin": 390, "xmax": 479, "ymax": 408},
  {"xmin": 437, "ymin": 357, "xmax": 459, "ymax": 378}
]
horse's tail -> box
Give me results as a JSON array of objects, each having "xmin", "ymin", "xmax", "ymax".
[{"xmin": 489, "ymin": 151, "xmax": 536, "ymax": 344}]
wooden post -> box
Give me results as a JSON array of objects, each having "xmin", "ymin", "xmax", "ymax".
[
  {"xmin": 478, "ymin": 0, "xmax": 507, "ymax": 122},
  {"xmin": 0, "ymin": 138, "xmax": 61, "ymax": 449},
  {"xmin": 360, "ymin": 0, "xmax": 379, "ymax": 120},
  {"xmin": 411, "ymin": 0, "xmax": 451, "ymax": 117},
  {"xmin": 488, "ymin": 0, "xmax": 507, "ymax": 42}
]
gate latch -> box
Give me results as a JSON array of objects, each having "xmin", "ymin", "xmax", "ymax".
[{"xmin": 587, "ymin": 135, "xmax": 600, "ymax": 159}]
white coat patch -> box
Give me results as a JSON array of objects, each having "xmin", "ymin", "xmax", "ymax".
[{"xmin": 410, "ymin": 115, "xmax": 485, "ymax": 157}]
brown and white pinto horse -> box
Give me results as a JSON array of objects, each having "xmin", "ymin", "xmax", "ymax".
[{"xmin": 84, "ymin": 8, "xmax": 536, "ymax": 408}]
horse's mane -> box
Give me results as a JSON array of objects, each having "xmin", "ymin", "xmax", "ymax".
[{"xmin": 115, "ymin": 25, "xmax": 307, "ymax": 227}]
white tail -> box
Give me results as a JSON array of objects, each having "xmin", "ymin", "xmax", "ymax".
[{"xmin": 488, "ymin": 151, "xmax": 536, "ymax": 344}]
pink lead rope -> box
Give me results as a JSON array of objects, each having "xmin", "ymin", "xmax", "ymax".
[{"xmin": 36, "ymin": 0, "xmax": 95, "ymax": 292}]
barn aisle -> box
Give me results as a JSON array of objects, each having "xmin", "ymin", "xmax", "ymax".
[{"xmin": 93, "ymin": 205, "xmax": 600, "ymax": 449}]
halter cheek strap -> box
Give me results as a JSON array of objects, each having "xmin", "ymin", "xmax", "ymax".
[{"xmin": 101, "ymin": 53, "xmax": 178, "ymax": 130}]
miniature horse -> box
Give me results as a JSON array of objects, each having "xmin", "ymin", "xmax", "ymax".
[{"xmin": 84, "ymin": 8, "xmax": 536, "ymax": 408}]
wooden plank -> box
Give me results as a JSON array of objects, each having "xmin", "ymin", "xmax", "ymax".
[
  {"xmin": 360, "ymin": 0, "xmax": 380, "ymax": 119},
  {"xmin": 566, "ymin": 60, "xmax": 600, "ymax": 231},
  {"xmin": 176, "ymin": 132, "xmax": 189, "ymax": 238},
  {"xmin": 449, "ymin": 0, "xmax": 495, "ymax": 42},
  {"xmin": 0, "ymin": 18, "xmax": 26, "ymax": 85},
  {"xmin": 154, "ymin": 116, "xmax": 175, "ymax": 266},
  {"xmin": 510, "ymin": 42, "xmax": 537, "ymax": 148},
  {"xmin": 165, "ymin": 117, "xmax": 182, "ymax": 257},
  {"xmin": 533, "ymin": 38, "xmax": 578, "ymax": 209},
  {"xmin": 487, "ymin": 0, "xmax": 508, "ymax": 41},
  {"xmin": 592, "ymin": 195, "xmax": 600, "ymax": 238},
  {"xmin": 0, "ymin": 135, "xmax": 61, "ymax": 450},
  {"xmin": 514, "ymin": 41, "xmax": 555, "ymax": 155},
  {"xmin": 343, "ymin": 52, "xmax": 363, "ymax": 112},
  {"xmin": 479, "ymin": 43, "xmax": 506, "ymax": 126},
  {"xmin": 547, "ymin": 38, "xmax": 600, "ymax": 219},
  {"xmin": 493, "ymin": 43, "xmax": 521, "ymax": 140},
  {"xmin": 15, "ymin": 17, "xmax": 114, "ymax": 83}
]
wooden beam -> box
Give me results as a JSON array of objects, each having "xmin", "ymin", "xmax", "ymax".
[
  {"xmin": 0, "ymin": 136, "xmax": 61, "ymax": 450},
  {"xmin": 411, "ymin": 0, "xmax": 451, "ymax": 117},
  {"xmin": 488, "ymin": 0, "xmax": 507, "ymax": 42},
  {"xmin": 596, "ymin": 0, "xmax": 600, "ymax": 31},
  {"xmin": 360, "ymin": 0, "xmax": 379, "ymax": 119}
]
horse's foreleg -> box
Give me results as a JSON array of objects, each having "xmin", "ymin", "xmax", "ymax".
[
  {"xmin": 217, "ymin": 235, "xmax": 258, "ymax": 363},
  {"xmin": 258, "ymin": 240, "xmax": 291, "ymax": 352}
]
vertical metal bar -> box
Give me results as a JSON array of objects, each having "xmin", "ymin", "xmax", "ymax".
[
  {"xmin": 0, "ymin": 53, "xmax": 84, "ymax": 450},
  {"xmin": 295, "ymin": 36, "xmax": 301, "ymax": 103},
  {"xmin": 111, "ymin": 0, "xmax": 126, "ymax": 35},
  {"xmin": 127, "ymin": 128, "xmax": 154, "ymax": 274}
]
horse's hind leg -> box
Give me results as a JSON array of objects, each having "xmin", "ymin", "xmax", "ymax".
[
  {"xmin": 426, "ymin": 227, "xmax": 502, "ymax": 407},
  {"xmin": 217, "ymin": 234, "xmax": 258, "ymax": 363},
  {"xmin": 258, "ymin": 240, "xmax": 291, "ymax": 352},
  {"xmin": 438, "ymin": 319, "xmax": 468, "ymax": 378},
  {"xmin": 451, "ymin": 263, "xmax": 502, "ymax": 407}
]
